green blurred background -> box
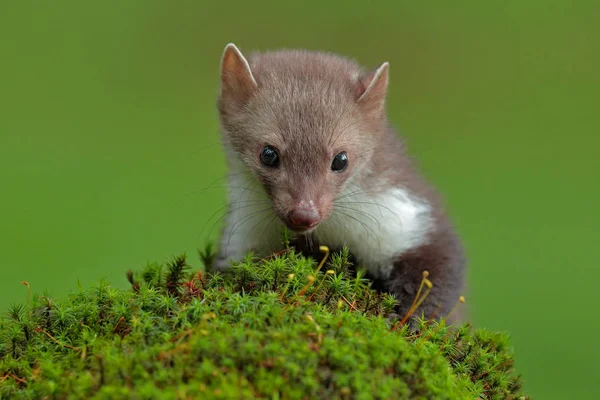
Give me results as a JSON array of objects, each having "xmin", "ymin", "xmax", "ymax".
[{"xmin": 1, "ymin": 1, "xmax": 598, "ymax": 397}]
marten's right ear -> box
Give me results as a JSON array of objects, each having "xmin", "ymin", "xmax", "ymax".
[
  {"xmin": 220, "ymin": 43, "xmax": 258, "ymax": 109},
  {"xmin": 356, "ymin": 62, "xmax": 389, "ymax": 119}
]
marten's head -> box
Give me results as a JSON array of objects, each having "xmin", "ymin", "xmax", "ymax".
[{"xmin": 217, "ymin": 43, "xmax": 390, "ymax": 233}]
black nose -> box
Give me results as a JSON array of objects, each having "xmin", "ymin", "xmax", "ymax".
[{"xmin": 288, "ymin": 208, "xmax": 320, "ymax": 229}]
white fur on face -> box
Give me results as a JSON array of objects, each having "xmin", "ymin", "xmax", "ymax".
[
  {"xmin": 316, "ymin": 185, "xmax": 434, "ymax": 279},
  {"xmin": 218, "ymin": 158, "xmax": 433, "ymax": 277},
  {"xmin": 217, "ymin": 156, "xmax": 283, "ymax": 265}
]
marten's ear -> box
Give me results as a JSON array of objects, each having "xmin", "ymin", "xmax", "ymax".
[
  {"xmin": 356, "ymin": 62, "xmax": 389, "ymax": 117},
  {"xmin": 220, "ymin": 43, "xmax": 258, "ymax": 109}
]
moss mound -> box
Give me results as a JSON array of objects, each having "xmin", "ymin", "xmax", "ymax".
[{"xmin": 0, "ymin": 246, "xmax": 527, "ymax": 399}]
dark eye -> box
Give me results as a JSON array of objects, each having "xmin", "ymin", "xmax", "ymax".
[
  {"xmin": 260, "ymin": 145, "xmax": 280, "ymax": 168},
  {"xmin": 331, "ymin": 152, "xmax": 348, "ymax": 172}
]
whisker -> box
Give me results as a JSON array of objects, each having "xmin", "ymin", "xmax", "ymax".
[
  {"xmin": 332, "ymin": 204, "xmax": 381, "ymax": 229},
  {"xmin": 201, "ymin": 175, "xmax": 266, "ymax": 237},
  {"xmin": 258, "ymin": 213, "xmax": 280, "ymax": 252},
  {"xmin": 246, "ymin": 210, "xmax": 276, "ymax": 244},
  {"xmin": 322, "ymin": 213, "xmax": 353, "ymax": 238},
  {"xmin": 333, "ymin": 210, "xmax": 380, "ymax": 250},
  {"xmin": 335, "ymin": 200, "xmax": 401, "ymax": 222},
  {"xmin": 352, "ymin": 148, "xmax": 377, "ymax": 162},
  {"xmin": 197, "ymin": 199, "xmax": 272, "ymax": 241},
  {"xmin": 335, "ymin": 182, "xmax": 393, "ymax": 201},
  {"xmin": 328, "ymin": 100, "xmax": 355, "ymax": 147},
  {"xmin": 225, "ymin": 207, "xmax": 274, "ymax": 253},
  {"xmin": 208, "ymin": 202, "xmax": 272, "ymax": 241},
  {"xmin": 330, "ymin": 117, "xmax": 363, "ymax": 149}
]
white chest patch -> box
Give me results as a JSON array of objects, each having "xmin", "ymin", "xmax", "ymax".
[
  {"xmin": 219, "ymin": 157, "xmax": 433, "ymax": 278},
  {"xmin": 315, "ymin": 186, "xmax": 433, "ymax": 279}
]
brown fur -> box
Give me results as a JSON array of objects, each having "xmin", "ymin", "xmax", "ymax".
[{"xmin": 216, "ymin": 44, "xmax": 467, "ymax": 324}]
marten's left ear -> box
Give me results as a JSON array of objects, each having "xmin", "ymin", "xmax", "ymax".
[
  {"xmin": 356, "ymin": 62, "xmax": 389, "ymax": 116},
  {"xmin": 220, "ymin": 43, "xmax": 258, "ymax": 110}
]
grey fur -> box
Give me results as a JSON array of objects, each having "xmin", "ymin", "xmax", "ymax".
[{"xmin": 215, "ymin": 44, "xmax": 467, "ymax": 323}]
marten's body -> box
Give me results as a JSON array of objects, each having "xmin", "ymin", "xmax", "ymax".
[{"xmin": 214, "ymin": 44, "xmax": 466, "ymax": 322}]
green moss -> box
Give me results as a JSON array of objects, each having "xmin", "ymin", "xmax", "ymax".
[{"xmin": 0, "ymin": 245, "xmax": 527, "ymax": 399}]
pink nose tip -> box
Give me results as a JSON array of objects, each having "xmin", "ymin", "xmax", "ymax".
[{"xmin": 288, "ymin": 208, "xmax": 320, "ymax": 229}]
